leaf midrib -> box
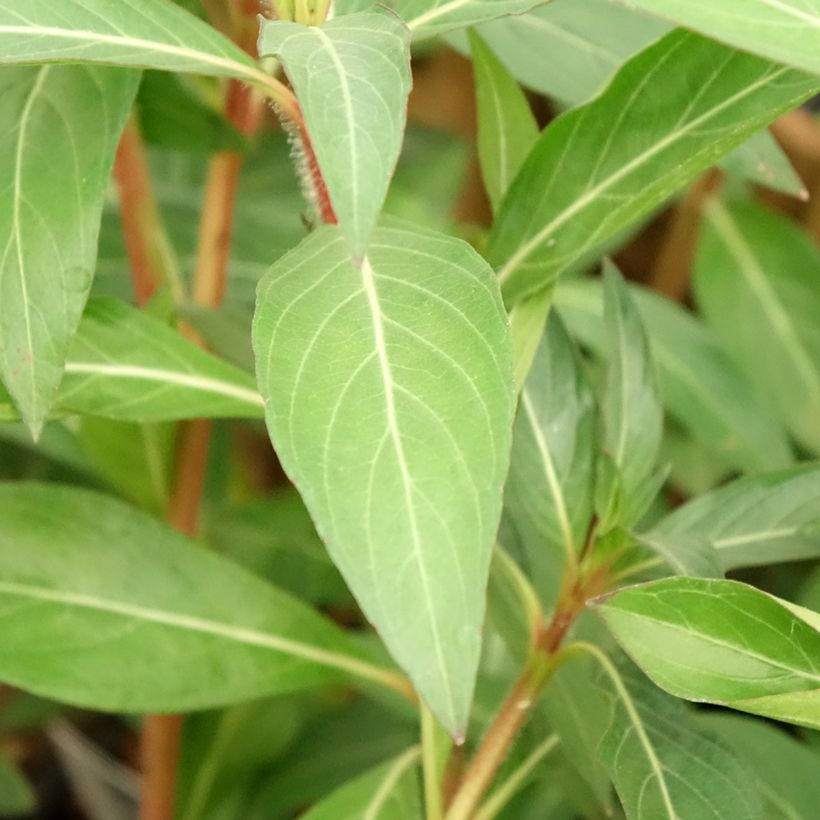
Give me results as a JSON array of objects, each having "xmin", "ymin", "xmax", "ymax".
[
  {"xmin": 62, "ymin": 361, "xmax": 264, "ymax": 408},
  {"xmin": 0, "ymin": 579, "xmax": 369, "ymax": 679},
  {"xmin": 360, "ymin": 255, "xmax": 457, "ymax": 728},
  {"xmin": 0, "ymin": 24, "xmax": 267, "ymax": 86}
]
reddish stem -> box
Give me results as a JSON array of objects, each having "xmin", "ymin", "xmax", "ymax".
[{"xmin": 114, "ymin": 118, "xmax": 166, "ymax": 306}]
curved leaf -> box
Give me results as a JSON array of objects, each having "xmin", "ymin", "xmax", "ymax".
[
  {"xmin": 0, "ymin": 0, "xmax": 276, "ymax": 91},
  {"xmin": 488, "ymin": 31, "xmax": 820, "ymax": 303},
  {"xmin": 57, "ymin": 298, "xmax": 264, "ymax": 421},
  {"xmin": 253, "ymin": 225, "xmax": 514, "ymax": 735},
  {"xmin": 0, "ymin": 65, "xmax": 138, "ymax": 436},
  {"xmin": 596, "ymin": 577, "xmax": 820, "ymax": 730},
  {"xmin": 0, "ymin": 482, "xmax": 393, "ymax": 712}
]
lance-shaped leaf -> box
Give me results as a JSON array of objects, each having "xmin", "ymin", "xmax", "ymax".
[
  {"xmin": 488, "ymin": 31, "xmax": 820, "ymax": 303},
  {"xmin": 556, "ymin": 278, "xmax": 794, "ymax": 474},
  {"xmin": 703, "ymin": 712, "xmax": 820, "ymax": 820},
  {"xmin": 506, "ymin": 313, "xmax": 595, "ymax": 594},
  {"xmin": 470, "ymin": 31, "xmax": 539, "ymax": 213},
  {"xmin": 595, "ymin": 577, "xmax": 820, "ymax": 730},
  {"xmin": 594, "ymin": 655, "xmax": 762, "ymax": 820},
  {"xmin": 721, "ymin": 129, "xmax": 807, "ymax": 199},
  {"xmin": 696, "ymin": 198, "xmax": 820, "ymax": 454},
  {"xmin": 0, "ymin": 482, "xmax": 401, "ymax": 712},
  {"xmin": 342, "ymin": 0, "xmax": 548, "ymax": 39},
  {"xmin": 302, "ymin": 747, "xmax": 422, "ymax": 820},
  {"xmin": 648, "ymin": 465, "xmax": 820, "ymax": 571},
  {"xmin": 253, "ymin": 225, "xmax": 514, "ymax": 735},
  {"xmin": 601, "ymin": 266, "xmax": 663, "ymax": 526},
  {"xmin": 611, "ymin": 0, "xmax": 820, "ymax": 78},
  {"xmin": 56, "ymin": 298, "xmax": 264, "ymax": 422},
  {"xmin": 0, "ymin": 0, "xmax": 281, "ymax": 94},
  {"xmin": 259, "ymin": 12, "xmax": 412, "ymax": 257},
  {"xmin": 0, "ymin": 65, "xmax": 138, "ymax": 437}
]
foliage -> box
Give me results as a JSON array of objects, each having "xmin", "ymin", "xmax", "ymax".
[{"xmin": 1, "ymin": 1, "xmax": 820, "ymax": 818}]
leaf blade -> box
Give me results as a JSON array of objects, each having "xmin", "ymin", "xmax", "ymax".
[
  {"xmin": 0, "ymin": 482, "xmax": 391, "ymax": 712},
  {"xmin": 0, "ymin": 65, "xmax": 138, "ymax": 435},
  {"xmin": 253, "ymin": 225, "xmax": 514, "ymax": 735},
  {"xmin": 488, "ymin": 31, "xmax": 820, "ymax": 302},
  {"xmin": 259, "ymin": 13, "xmax": 412, "ymax": 256}
]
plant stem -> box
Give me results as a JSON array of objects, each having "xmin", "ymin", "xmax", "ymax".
[
  {"xmin": 473, "ymin": 733, "xmax": 559, "ymax": 820},
  {"xmin": 421, "ymin": 703, "xmax": 444, "ymax": 820},
  {"xmin": 113, "ymin": 117, "xmax": 182, "ymax": 305},
  {"xmin": 139, "ymin": 715, "xmax": 183, "ymax": 820},
  {"xmin": 444, "ymin": 651, "xmax": 564, "ymax": 820}
]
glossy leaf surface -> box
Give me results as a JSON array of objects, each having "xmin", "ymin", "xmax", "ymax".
[
  {"xmin": 597, "ymin": 577, "xmax": 820, "ymax": 730},
  {"xmin": 488, "ymin": 31, "xmax": 820, "ymax": 302}
]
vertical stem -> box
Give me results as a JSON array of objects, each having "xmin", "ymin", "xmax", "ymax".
[
  {"xmin": 139, "ymin": 716, "xmax": 184, "ymax": 820},
  {"xmin": 421, "ymin": 703, "xmax": 444, "ymax": 820},
  {"xmin": 444, "ymin": 652, "xmax": 561, "ymax": 820}
]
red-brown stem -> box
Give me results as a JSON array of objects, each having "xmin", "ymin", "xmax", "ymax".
[
  {"xmin": 446, "ymin": 567, "xmax": 608, "ymax": 820},
  {"xmin": 114, "ymin": 118, "xmax": 168, "ymax": 306},
  {"xmin": 139, "ymin": 715, "xmax": 184, "ymax": 820}
]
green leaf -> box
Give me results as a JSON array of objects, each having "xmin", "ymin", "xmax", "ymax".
[
  {"xmin": 253, "ymin": 225, "xmax": 514, "ymax": 736},
  {"xmin": 556, "ymin": 278, "xmax": 794, "ymax": 474},
  {"xmin": 506, "ymin": 312, "xmax": 595, "ymax": 591},
  {"xmin": 78, "ymin": 418, "xmax": 175, "ymax": 514},
  {"xmin": 0, "ymin": 65, "xmax": 138, "ymax": 436},
  {"xmin": 342, "ymin": 0, "xmax": 549, "ymax": 40},
  {"xmin": 702, "ymin": 712, "xmax": 820, "ymax": 820},
  {"xmin": 137, "ymin": 71, "xmax": 243, "ymax": 155},
  {"xmin": 0, "ymin": 482, "xmax": 398, "ymax": 712},
  {"xmin": 611, "ymin": 0, "xmax": 820, "ymax": 78},
  {"xmin": 593, "ymin": 654, "xmax": 762, "ymax": 820},
  {"xmin": 464, "ymin": 0, "xmax": 668, "ymax": 106},
  {"xmin": 595, "ymin": 576, "xmax": 820, "ymax": 730},
  {"xmin": 601, "ymin": 265, "xmax": 663, "ymax": 526},
  {"xmin": 648, "ymin": 464, "xmax": 820, "ymax": 571},
  {"xmin": 206, "ymin": 490, "xmax": 351, "ymax": 607},
  {"xmin": 0, "ymin": 756, "xmax": 35, "ymax": 816},
  {"xmin": 488, "ymin": 31, "xmax": 820, "ymax": 303},
  {"xmin": 0, "ymin": 0, "xmax": 277, "ymax": 91},
  {"xmin": 470, "ymin": 31, "xmax": 539, "ymax": 214},
  {"xmin": 720, "ymin": 129, "xmax": 807, "ymax": 198},
  {"xmin": 696, "ymin": 198, "xmax": 820, "ymax": 454},
  {"xmin": 258, "ymin": 12, "xmax": 411, "ymax": 257},
  {"xmin": 302, "ymin": 747, "xmax": 422, "ymax": 820},
  {"xmin": 56, "ymin": 298, "xmax": 264, "ymax": 422}
]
